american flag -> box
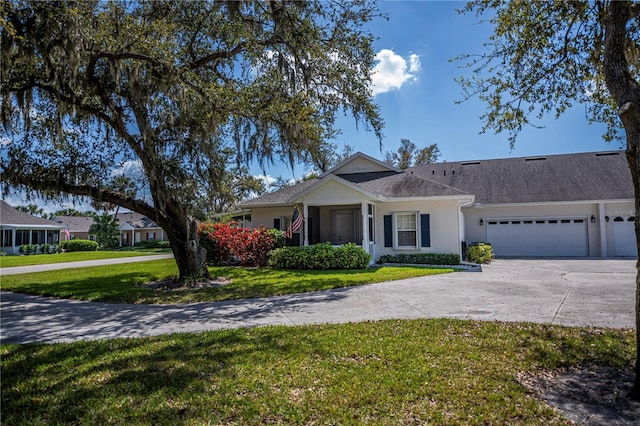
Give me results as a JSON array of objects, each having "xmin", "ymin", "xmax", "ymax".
[
  {"xmin": 285, "ymin": 205, "xmax": 303, "ymax": 239},
  {"xmin": 62, "ymin": 228, "xmax": 71, "ymax": 240}
]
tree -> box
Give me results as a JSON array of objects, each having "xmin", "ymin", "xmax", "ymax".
[
  {"xmin": 1, "ymin": 0, "xmax": 383, "ymax": 280},
  {"xmin": 89, "ymin": 212, "xmax": 119, "ymax": 248},
  {"xmin": 384, "ymin": 139, "xmax": 441, "ymax": 170},
  {"xmin": 91, "ymin": 175, "xmax": 138, "ymax": 219},
  {"xmin": 456, "ymin": 0, "xmax": 640, "ymax": 399},
  {"xmin": 51, "ymin": 208, "xmax": 96, "ymax": 219},
  {"xmin": 14, "ymin": 204, "xmax": 45, "ymax": 217},
  {"xmin": 308, "ymin": 143, "xmax": 356, "ymax": 172}
]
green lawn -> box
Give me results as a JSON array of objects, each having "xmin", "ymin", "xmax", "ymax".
[
  {"xmin": 0, "ymin": 260, "xmax": 454, "ymax": 304},
  {"xmin": 1, "ymin": 319, "xmax": 634, "ymax": 425},
  {"xmin": 0, "ymin": 249, "xmax": 170, "ymax": 268}
]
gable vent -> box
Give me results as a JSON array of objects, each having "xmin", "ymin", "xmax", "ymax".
[
  {"xmin": 525, "ymin": 157, "xmax": 547, "ymax": 162},
  {"xmin": 461, "ymin": 161, "xmax": 480, "ymax": 166},
  {"xmin": 595, "ymin": 152, "xmax": 619, "ymax": 157}
]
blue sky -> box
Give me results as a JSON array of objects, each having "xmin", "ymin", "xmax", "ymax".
[{"xmin": 259, "ymin": 0, "xmax": 620, "ymax": 182}]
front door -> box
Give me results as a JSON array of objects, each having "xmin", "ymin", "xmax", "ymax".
[{"xmin": 332, "ymin": 209, "xmax": 355, "ymax": 245}]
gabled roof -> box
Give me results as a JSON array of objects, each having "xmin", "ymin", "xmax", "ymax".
[
  {"xmin": 115, "ymin": 211, "xmax": 161, "ymax": 229},
  {"xmin": 239, "ymin": 169, "xmax": 472, "ymax": 208},
  {"xmin": 53, "ymin": 215, "xmax": 95, "ymax": 233},
  {"xmin": 410, "ymin": 150, "xmax": 633, "ymax": 204},
  {"xmin": 0, "ymin": 201, "xmax": 64, "ymax": 228},
  {"xmin": 319, "ymin": 151, "xmax": 401, "ymax": 177}
]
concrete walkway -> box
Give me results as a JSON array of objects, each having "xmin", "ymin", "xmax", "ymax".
[
  {"xmin": 1, "ymin": 259, "xmax": 635, "ymax": 344},
  {"xmin": 0, "ymin": 254, "xmax": 174, "ymax": 276}
]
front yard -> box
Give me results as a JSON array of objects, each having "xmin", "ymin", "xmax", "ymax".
[
  {"xmin": 0, "ymin": 248, "xmax": 171, "ymax": 268},
  {"xmin": 1, "ymin": 319, "xmax": 634, "ymax": 425},
  {"xmin": 0, "ymin": 259, "xmax": 454, "ymax": 304}
]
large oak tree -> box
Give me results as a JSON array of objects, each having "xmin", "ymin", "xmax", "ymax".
[
  {"xmin": 1, "ymin": 0, "xmax": 383, "ymax": 279},
  {"xmin": 457, "ymin": 0, "xmax": 640, "ymax": 399}
]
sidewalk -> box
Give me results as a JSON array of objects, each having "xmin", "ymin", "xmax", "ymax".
[{"xmin": 0, "ymin": 254, "xmax": 174, "ymax": 276}]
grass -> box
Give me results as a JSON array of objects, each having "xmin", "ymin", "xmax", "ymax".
[
  {"xmin": 0, "ymin": 260, "xmax": 454, "ymax": 304},
  {"xmin": 1, "ymin": 319, "xmax": 634, "ymax": 425},
  {"xmin": 0, "ymin": 249, "xmax": 170, "ymax": 268}
]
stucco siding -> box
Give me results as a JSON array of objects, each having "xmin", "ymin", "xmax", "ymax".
[
  {"xmin": 250, "ymin": 206, "xmax": 295, "ymax": 231},
  {"xmin": 374, "ymin": 199, "xmax": 461, "ymax": 258},
  {"xmin": 463, "ymin": 202, "xmax": 636, "ymax": 257}
]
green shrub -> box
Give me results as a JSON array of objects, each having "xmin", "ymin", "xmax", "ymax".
[
  {"xmin": 61, "ymin": 239, "xmax": 99, "ymax": 252},
  {"xmin": 40, "ymin": 243, "xmax": 50, "ymax": 254},
  {"xmin": 378, "ymin": 253, "xmax": 461, "ymax": 265},
  {"xmin": 467, "ymin": 243, "xmax": 494, "ymax": 264},
  {"xmin": 134, "ymin": 239, "xmax": 170, "ymax": 249},
  {"xmin": 268, "ymin": 243, "xmax": 371, "ymax": 270},
  {"xmin": 0, "ymin": 250, "xmax": 5, "ymax": 256}
]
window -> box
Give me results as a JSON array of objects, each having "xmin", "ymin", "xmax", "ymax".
[
  {"xmin": 15, "ymin": 230, "xmax": 29, "ymax": 246},
  {"xmin": 147, "ymin": 232, "xmax": 156, "ymax": 240},
  {"xmin": 1, "ymin": 230, "xmax": 13, "ymax": 247},
  {"xmin": 31, "ymin": 230, "xmax": 45, "ymax": 244},
  {"xmin": 395, "ymin": 212, "xmax": 417, "ymax": 248},
  {"xmin": 367, "ymin": 204, "xmax": 375, "ymax": 243}
]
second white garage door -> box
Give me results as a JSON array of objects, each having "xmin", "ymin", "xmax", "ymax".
[{"xmin": 486, "ymin": 218, "xmax": 588, "ymax": 257}]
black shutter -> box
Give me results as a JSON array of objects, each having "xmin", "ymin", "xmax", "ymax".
[
  {"xmin": 384, "ymin": 215, "xmax": 392, "ymax": 247},
  {"xmin": 274, "ymin": 218, "xmax": 281, "ymax": 230},
  {"xmin": 420, "ymin": 214, "xmax": 430, "ymax": 247}
]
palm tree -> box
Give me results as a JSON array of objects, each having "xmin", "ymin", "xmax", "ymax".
[{"xmin": 89, "ymin": 213, "xmax": 119, "ymax": 248}]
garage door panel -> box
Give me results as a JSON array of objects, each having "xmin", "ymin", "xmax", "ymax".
[
  {"xmin": 613, "ymin": 217, "xmax": 637, "ymax": 257},
  {"xmin": 487, "ymin": 218, "xmax": 588, "ymax": 257}
]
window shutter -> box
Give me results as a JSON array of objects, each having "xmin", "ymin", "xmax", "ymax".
[
  {"xmin": 274, "ymin": 218, "xmax": 281, "ymax": 230},
  {"xmin": 384, "ymin": 215, "xmax": 392, "ymax": 247},
  {"xmin": 420, "ymin": 214, "xmax": 430, "ymax": 247}
]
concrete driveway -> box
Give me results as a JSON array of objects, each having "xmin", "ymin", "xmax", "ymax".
[{"xmin": 0, "ymin": 259, "xmax": 636, "ymax": 344}]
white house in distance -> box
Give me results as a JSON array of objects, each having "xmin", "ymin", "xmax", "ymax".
[
  {"xmin": 237, "ymin": 150, "xmax": 636, "ymax": 260},
  {"xmin": 0, "ymin": 200, "xmax": 65, "ymax": 254}
]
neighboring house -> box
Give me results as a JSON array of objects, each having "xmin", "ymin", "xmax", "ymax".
[
  {"xmin": 0, "ymin": 200, "xmax": 65, "ymax": 254},
  {"xmin": 237, "ymin": 150, "xmax": 636, "ymax": 260},
  {"xmin": 52, "ymin": 215, "xmax": 96, "ymax": 241},
  {"xmin": 115, "ymin": 211, "xmax": 166, "ymax": 246},
  {"xmin": 54, "ymin": 212, "xmax": 167, "ymax": 247}
]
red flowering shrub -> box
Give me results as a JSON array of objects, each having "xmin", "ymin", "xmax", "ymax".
[{"xmin": 197, "ymin": 222, "xmax": 278, "ymax": 267}]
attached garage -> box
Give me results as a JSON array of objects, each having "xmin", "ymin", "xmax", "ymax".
[
  {"xmin": 613, "ymin": 216, "xmax": 637, "ymax": 257},
  {"xmin": 486, "ymin": 217, "xmax": 588, "ymax": 257}
]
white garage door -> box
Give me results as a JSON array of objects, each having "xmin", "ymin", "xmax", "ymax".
[
  {"xmin": 486, "ymin": 218, "xmax": 588, "ymax": 257},
  {"xmin": 613, "ymin": 217, "xmax": 637, "ymax": 257}
]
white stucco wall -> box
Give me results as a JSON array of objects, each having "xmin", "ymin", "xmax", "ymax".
[
  {"xmin": 463, "ymin": 201, "xmax": 635, "ymax": 257},
  {"xmin": 374, "ymin": 199, "xmax": 462, "ymax": 258}
]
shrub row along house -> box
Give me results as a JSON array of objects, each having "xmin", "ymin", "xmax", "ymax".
[{"xmin": 237, "ymin": 150, "xmax": 636, "ymax": 261}]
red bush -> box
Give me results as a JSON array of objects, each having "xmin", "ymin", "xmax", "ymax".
[{"xmin": 197, "ymin": 222, "xmax": 276, "ymax": 267}]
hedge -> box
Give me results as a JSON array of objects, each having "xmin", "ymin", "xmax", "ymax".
[
  {"xmin": 467, "ymin": 242, "xmax": 494, "ymax": 264},
  {"xmin": 378, "ymin": 253, "xmax": 461, "ymax": 266},
  {"xmin": 134, "ymin": 239, "xmax": 170, "ymax": 249},
  {"xmin": 61, "ymin": 239, "xmax": 99, "ymax": 252},
  {"xmin": 268, "ymin": 242, "xmax": 371, "ymax": 270}
]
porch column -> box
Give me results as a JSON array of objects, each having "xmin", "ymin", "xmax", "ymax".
[
  {"xmin": 303, "ymin": 204, "xmax": 309, "ymax": 246},
  {"xmin": 361, "ymin": 201, "xmax": 369, "ymax": 253},
  {"xmin": 12, "ymin": 229, "xmax": 16, "ymax": 254},
  {"xmin": 598, "ymin": 202, "xmax": 607, "ymax": 257}
]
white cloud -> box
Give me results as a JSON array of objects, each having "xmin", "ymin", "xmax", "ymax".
[{"xmin": 371, "ymin": 49, "xmax": 421, "ymax": 96}]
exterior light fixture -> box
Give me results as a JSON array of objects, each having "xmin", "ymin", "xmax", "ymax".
[
  {"xmin": 605, "ymin": 216, "xmax": 610, "ymax": 222},
  {"xmin": 590, "ymin": 215, "xmax": 596, "ymax": 223},
  {"xmin": 479, "ymin": 218, "xmax": 484, "ymax": 226}
]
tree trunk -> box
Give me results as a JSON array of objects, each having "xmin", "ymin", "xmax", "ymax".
[
  {"xmin": 155, "ymin": 205, "xmax": 210, "ymax": 281},
  {"xmin": 603, "ymin": 0, "xmax": 640, "ymax": 401}
]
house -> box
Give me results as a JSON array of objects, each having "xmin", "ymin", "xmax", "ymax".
[
  {"xmin": 52, "ymin": 215, "xmax": 96, "ymax": 241},
  {"xmin": 0, "ymin": 200, "xmax": 65, "ymax": 254},
  {"xmin": 115, "ymin": 211, "xmax": 166, "ymax": 246},
  {"xmin": 237, "ymin": 150, "xmax": 636, "ymax": 260},
  {"xmin": 53, "ymin": 211, "xmax": 167, "ymax": 247}
]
